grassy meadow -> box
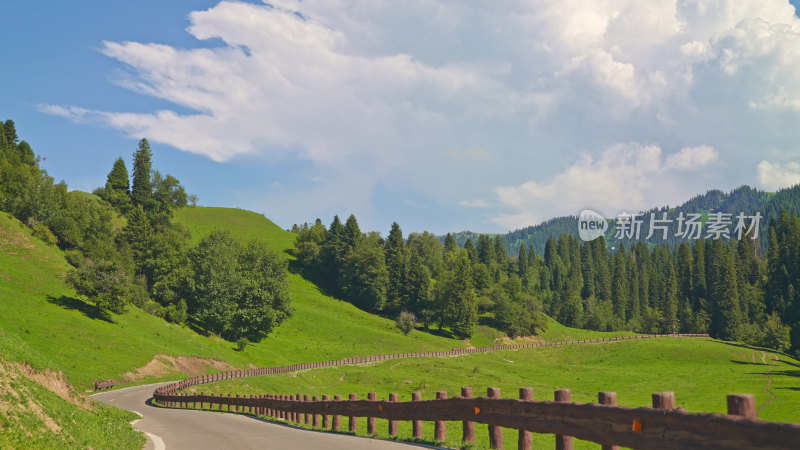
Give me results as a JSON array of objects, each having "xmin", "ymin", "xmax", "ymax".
[{"xmin": 2, "ymin": 205, "xmax": 798, "ymax": 449}]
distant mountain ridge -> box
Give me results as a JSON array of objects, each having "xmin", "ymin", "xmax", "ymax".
[{"xmin": 445, "ymin": 184, "xmax": 800, "ymax": 256}]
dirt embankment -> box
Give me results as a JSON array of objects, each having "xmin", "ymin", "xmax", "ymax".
[{"xmin": 121, "ymin": 354, "xmax": 235, "ymax": 381}]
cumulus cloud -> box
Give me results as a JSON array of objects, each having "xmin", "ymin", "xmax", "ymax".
[
  {"xmin": 664, "ymin": 145, "xmax": 718, "ymax": 170},
  {"xmin": 493, "ymin": 143, "xmax": 719, "ymax": 229},
  {"xmin": 41, "ymin": 0, "xmax": 800, "ymax": 232},
  {"xmin": 758, "ymin": 160, "xmax": 800, "ymax": 190}
]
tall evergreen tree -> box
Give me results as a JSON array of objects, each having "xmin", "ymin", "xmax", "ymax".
[
  {"xmin": 477, "ymin": 235, "xmax": 494, "ymax": 266},
  {"xmin": 611, "ymin": 244, "xmax": 629, "ymax": 323},
  {"xmin": 342, "ymin": 214, "xmax": 363, "ymax": 251},
  {"xmin": 445, "ymin": 252, "xmax": 477, "ymax": 338},
  {"xmin": 403, "ymin": 252, "xmax": 431, "ymax": 321},
  {"xmin": 106, "ymin": 157, "xmax": 130, "ymax": 193},
  {"xmin": 319, "ymin": 215, "xmax": 345, "ymax": 290},
  {"xmin": 339, "ymin": 235, "xmax": 388, "ymax": 311},
  {"xmin": 675, "ymin": 242, "xmax": 693, "ymax": 306},
  {"xmin": 709, "ymin": 242, "xmax": 743, "ymax": 340},
  {"xmin": 121, "ymin": 206, "xmax": 153, "ymax": 277},
  {"xmin": 443, "ymin": 233, "xmax": 458, "ymax": 254},
  {"xmin": 131, "ymin": 138, "xmax": 153, "ymax": 208},
  {"xmin": 17, "ymin": 141, "xmax": 35, "ymax": 166},
  {"xmin": 3, "ymin": 120, "xmax": 18, "ymax": 147},
  {"xmin": 580, "ymin": 243, "xmax": 594, "ymax": 299},
  {"xmin": 385, "ymin": 222, "xmax": 406, "ymax": 313},
  {"xmin": 518, "ymin": 244, "xmax": 528, "ymax": 282},
  {"xmin": 692, "ymin": 240, "xmax": 707, "ymax": 312},
  {"xmin": 0, "ymin": 122, "xmax": 7, "ymax": 158},
  {"xmin": 494, "ymin": 236, "xmax": 507, "ymax": 265},
  {"xmin": 463, "ymin": 238, "xmax": 477, "ymax": 263}
]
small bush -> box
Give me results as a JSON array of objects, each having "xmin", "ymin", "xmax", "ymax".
[
  {"xmin": 395, "ymin": 311, "xmax": 417, "ymax": 336},
  {"xmin": 32, "ymin": 224, "xmax": 58, "ymax": 246},
  {"xmin": 236, "ymin": 337, "xmax": 250, "ymax": 352},
  {"xmin": 164, "ymin": 299, "xmax": 188, "ymax": 324}
]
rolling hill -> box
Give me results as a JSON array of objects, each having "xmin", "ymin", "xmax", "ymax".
[{"xmin": 2, "ymin": 205, "xmax": 799, "ymax": 448}]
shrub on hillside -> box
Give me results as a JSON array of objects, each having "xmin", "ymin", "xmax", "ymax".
[{"xmin": 396, "ymin": 311, "xmax": 417, "ymax": 335}]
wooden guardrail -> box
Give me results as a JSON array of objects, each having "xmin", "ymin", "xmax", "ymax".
[
  {"xmin": 148, "ymin": 333, "xmax": 800, "ymax": 448},
  {"xmin": 93, "ymin": 379, "xmax": 115, "ymax": 391},
  {"xmin": 153, "ymin": 388, "xmax": 799, "ymax": 449}
]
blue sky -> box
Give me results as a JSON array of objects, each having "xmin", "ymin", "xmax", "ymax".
[{"xmin": 3, "ymin": 1, "xmax": 800, "ymax": 235}]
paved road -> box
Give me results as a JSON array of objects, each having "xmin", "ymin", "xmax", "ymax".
[{"xmin": 92, "ymin": 383, "xmax": 427, "ymax": 450}]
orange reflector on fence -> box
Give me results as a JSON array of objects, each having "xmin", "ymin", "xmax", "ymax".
[
  {"xmin": 474, "ymin": 407, "xmax": 480, "ymax": 415},
  {"xmin": 379, "ymin": 405, "xmax": 383, "ymax": 411},
  {"xmin": 632, "ymin": 419, "xmax": 642, "ymax": 432}
]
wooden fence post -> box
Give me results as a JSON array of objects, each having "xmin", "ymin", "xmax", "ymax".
[
  {"xmin": 518, "ymin": 388, "xmax": 533, "ymax": 450},
  {"xmin": 305, "ymin": 394, "xmax": 312, "ymax": 425},
  {"xmin": 461, "ymin": 386, "xmax": 476, "ymax": 444},
  {"xmin": 435, "ymin": 391, "xmax": 447, "ymax": 442},
  {"xmin": 598, "ymin": 392, "xmax": 619, "ymax": 450},
  {"xmin": 280, "ymin": 395, "xmax": 286, "ymax": 420},
  {"xmin": 297, "ymin": 394, "xmax": 304, "ymax": 424},
  {"xmin": 412, "ymin": 392, "xmax": 423, "ymax": 439},
  {"xmin": 322, "ymin": 395, "xmax": 330, "ymax": 429},
  {"xmin": 388, "ymin": 393, "xmax": 398, "ymax": 436},
  {"xmin": 313, "ymin": 396, "xmax": 321, "ymax": 427},
  {"xmin": 227, "ymin": 393, "xmax": 232, "ymax": 412},
  {"xmin": 555, "ymin": 389, "xmax": 572, "ymax": 450},
  {"xmin": 727, "ymin": 394, "xmax": 756, "ymax": 418},
  {"xmin": 236, "ymin": 394, "xmax": 241, "ymax": 413},
  {"xmin": 652, "ymin": 391, "xmax": 675, "ymax": 410},
  {"xmin": 348, "ymin": 393, "xmax": 358, "ymax": 433},
  {"xmin": 367, "ymin": 392, "xmax": 377, "ymax": 435},
  {"xmin": 200, "ymin": 392, "xmax": 205, "ymax": 410},
  {"xmin": 488, "ymin": 387, "xmax": 503, "ymax": 449},
  {"xmin": 333, "ymin": 395, "xmax": 342, "ymax": 431}
]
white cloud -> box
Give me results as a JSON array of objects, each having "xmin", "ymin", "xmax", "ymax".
[
  {"xmin": 458, "ymin": 198, "xmax": 489, "ymax": 208},
  {"xmin": 664, "ymin": 145, "xmax": 718, "ymax": 170},
  {"xmin": 757, "ymin": 160, "xmax": 800, "ymax": 190},
  {"xmin": 41, "ymin": 0, "xmax": 800, "ymax": 232},
  {"xmin": 493, "ymin": 143, "xmax": 719, "ymax": 229}
]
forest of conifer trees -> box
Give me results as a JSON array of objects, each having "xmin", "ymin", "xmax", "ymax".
[{"xmin": 294, "ymin": 210, "xmax": 800, "ymax": 355}]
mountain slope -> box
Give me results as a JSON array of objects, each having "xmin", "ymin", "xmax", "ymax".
[{"xmin": 457, "ymin": 184, "xmax": 800, "ymax": 255}]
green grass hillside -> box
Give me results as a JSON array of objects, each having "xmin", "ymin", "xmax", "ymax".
[
  {"xmin": 3, "ymin": 205, "xmax": 798, "ymax": 448},
  {"xmin": 172, "ymin": 207, "xmax": 634, "ymax": 355}
]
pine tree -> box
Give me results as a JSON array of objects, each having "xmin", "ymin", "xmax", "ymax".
[
  {"xmin": 131, "ymin": 138, "xmax": 153, "ymax": 208},
  {"xmin": 675, "ymin": 242, "xmax": 693, "ymax": 306},
  {"xmin": 122, "ymin": 206, "xmax": 153, "ymax": 277},
  {"xmin": 4, "ymin": 120, "xmax": 18, "ymax": 146},
  {"xmin": 580, "ymin": 243, "xmax": 594, "ymax": 299},
  {"xmin": 342, "ymin": 214, "xmax": 362, "ymax": 252},
  {"xmin": 592, "ymin": 238, "xmax": 612, "ymax": 301},
  {"xmin": 692, "ymin": 240, "xmax": 707, "ymax": 312},
  {"xmin": 319, "ymin": 215, "xmax": 345, "ymax": 290},
  {"xmin": 445, "ymin": 252, "xmax": 477, "ymax": 338},
  {"xmin": 385, "ymin": 222, "xmax": 406, "ymax": 313},
  {"xmin": 17, "ymin": 141, "xmax": 35, "ymax": 166},
  {"xmin": 477, "ymin": 235, "xmax": 494, "ymax": 266},
  {"xmin": 518, "ymin": 244, "xmax": 528, "ymax": 282},
  {"xmin": 106, "ymin": 157, "xmax": 130, "ymax": 192},
  {"xmin": 611, "ymin": 244, "xmax": 629, "ymax": 323},
  {"xmin": 463, "ymin": 238, "xmax": 477, "ymax": 263},
  {"xmin": 494, "ymin": 236, "xmax": 507, "ymax": 265},
  {"xmin": 443, "ymin": 233, "xmax": 457, "ymax": 254},
  {"xmin": 709, "ymin": 242, "xmax": 743, "ymax": 340},
  {"xmin": 0, "ymin": 122, "xmax": 7, "ymax": 158},
  {"xmin": 403, "ymin": 252, "xmax": 431, "ymax": 320}
]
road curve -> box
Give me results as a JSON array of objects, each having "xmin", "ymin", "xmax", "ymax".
[{"xmin": 92, "ymin": 382, "xmax": 428, "ymax": 450}]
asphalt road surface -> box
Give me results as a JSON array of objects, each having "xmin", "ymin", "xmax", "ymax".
[{"xmin": 92, "ymin": 382, "xmax": 429, "ymax": 450}]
